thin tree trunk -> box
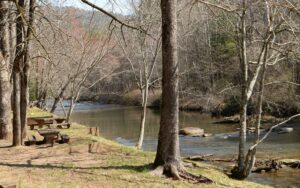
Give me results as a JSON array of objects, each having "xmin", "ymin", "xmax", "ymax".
[
  {"xmin": 232, "ymin": 0, "xmax": 273, "ymax": 179},
  {"xmin": 0, "ymin": 1, "xmax": 12, "ymax": 140},
  {"xmin": 50, "ymin": 81, "xmax": 70, "ymax": 113},
  {"xmin": 137, "ymin": 80, "xmax": 148, "ymax": 149},
  {"xmin": 295, "ymin": 62, "xmax": 300, "ymax": 94},
  {"xmin": 35, "ymin": 58, "xmax": 39, "ymax": 101},
  {"xmin": 238, "ymin": 47, "xmax": 268, "ymax": 178},
  {"xmin": 154, "ymin": 0, "xmax": 182, "ymax": 173},
  {"xmin": 237, "ymin": 0, "xmax": 248, "ymax": 174},
  {"xmin": 59, "ymin": 98, "xmax": 67, "ymax": 117},
  {"xmin": 66, "ymin": 88, "xmax": 81, "ymax": 122},
  {"xmin": 20, "ymin": 75, "xmax": 29, "ymax": 140},
  {"xmin": 66, "ymin": 97, "xmax": 74, "ymax": 123}
]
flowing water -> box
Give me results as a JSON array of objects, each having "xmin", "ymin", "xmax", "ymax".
[{"xmin": 55, "ymin": 102, "xmax": 300, "ymax": 187}]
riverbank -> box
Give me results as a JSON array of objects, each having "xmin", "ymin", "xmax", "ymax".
[
  {"xmin": 0, "ymin": 111, "xmax": 268, "ymax": 187},
  {"xmin": 83, "ymin": 90, "xmax": 300, "ymax": 118}
]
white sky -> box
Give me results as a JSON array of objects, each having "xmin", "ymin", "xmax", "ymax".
[{"xmin": 54, "ymin": 0, "xmax": 133, "ymax": 15}]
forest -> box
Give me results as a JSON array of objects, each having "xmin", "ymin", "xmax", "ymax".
[{"xmin": 0, "ymin": 0, "xmax": 300, "ymax": 187}]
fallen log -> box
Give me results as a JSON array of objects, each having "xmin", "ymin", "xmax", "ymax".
[
  {"xmin": 186, "ymin": 154, "xmax": 213, "ymax": 161},
  {"xmin": 186, "ymin": 154, "xmax": 236, "ymax": 162},
  {"xmin": 252, "ymin": 160, "xmax": 281, "ymax": 173},
  {"xmin": 279, "ymin": 159, "xmax": 300, "ymax": 169}
]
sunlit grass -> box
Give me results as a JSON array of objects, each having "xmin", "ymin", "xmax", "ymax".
[{"xmin": 28, "ymin": 107, "xmax": 52, "ymax": 118}]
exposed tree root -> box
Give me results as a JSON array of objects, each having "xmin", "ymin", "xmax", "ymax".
[{"xmin": 151, "ymin": 164, "xmax": 213, "ymax": 184}]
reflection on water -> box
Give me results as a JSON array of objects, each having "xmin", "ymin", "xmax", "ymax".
[{"xmin": 55, "ymin": 102, "xmax": 300, "ymax": 187}]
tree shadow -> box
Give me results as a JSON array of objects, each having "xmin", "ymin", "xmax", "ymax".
[
  {"xmin": 0, "ymin": 162, "xmax": 153, "ymax": 173},
  {"xmin": 0, "ymin": 145, "xmax": 14, "ymax": 148},
  {"xmin": 101, "ymin": 163, "xmax": 153, "ymax": 172}
]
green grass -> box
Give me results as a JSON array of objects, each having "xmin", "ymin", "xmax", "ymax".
[{"xmin": 28, "ymin": 107, "xmax": 53, "ymax": 118}]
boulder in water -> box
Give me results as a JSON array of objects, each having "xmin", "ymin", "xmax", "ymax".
[
  {"xmin": 203, "ymin": 133, "xmax": 212, "ymax": 137},
  {"xmin": 179, "ymin": 127, "xmax": 204, "ymax": 136},
  {"xmin": 278, "ymin": 127, "xmax": 293, "ymax": 134}
]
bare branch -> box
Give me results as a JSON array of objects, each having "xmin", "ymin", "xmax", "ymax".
[
  {"xmin": 81, "ymin": 0, "xmax": 148, "ymax": 35},
  {"xmin": 249, "ymin": 113, "xmax": 300, "ymax": 150}
]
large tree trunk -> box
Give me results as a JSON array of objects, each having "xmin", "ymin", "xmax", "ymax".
[
  {"xmin": 154, "ymin": 0, "xmax": 182, "ymax": 173},
  {"xmin": 20, "ymin": 0, "xmax": 36, "ymax": 140},
  {"xmin": 13, "ymin": 0, "xmax": 25, "ymax": 146},
  {"xmin": 12, "ymin": 71, "xmax": 21, "ymax": 146},
  {"xmin": 0, "ymin": 1, "xmax": 12, "ymax": 140}
]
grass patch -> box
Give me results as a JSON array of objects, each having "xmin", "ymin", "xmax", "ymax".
[{"xmin": 28, "ymin": 107, "xmax": 52, "ymax": 118}]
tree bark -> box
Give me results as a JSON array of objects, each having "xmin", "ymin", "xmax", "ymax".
[
  {"xmin": 232, "ymin": 0, "xmax": 272, "ymax": 179},
  {"xmin": 154, "ymin": 0, "xmax": 181, "ymax": 171},
  {"xmin": 50, "ymin": 81, "xmax": 70, "ymax": 113},
  {"xmin": 12, "ymin": 70, "xmax": 21, "ymax": 146},
  {"xmin": 294, "ymin": 62, "xmax": 300, "ymax": 94},
  {"xmin": 137, "ymin": 80, "xmax": 148, "ymax": 149},
  {"xmin": 13, "ymin": 0, "xmax": 25, "ymax": 146},
  {"xmin": 0, "ymin": 1, "xmax": 12, "ymax": 140},
  {"xmin": 236, "ymin": 0, "xmax": 248, "ymax": 175},
  {"xmin": 20, "ymin": 0, "xmax": 36, "ymax": 140}
]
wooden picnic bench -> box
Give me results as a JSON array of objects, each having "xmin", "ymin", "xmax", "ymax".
[
  {"xmin": 38, "ymin": 129, "xmax": 60, "ymax": 147},
  {"xmin": 28, "ymin": 117, "xmax": 71, "ymax": 130}
]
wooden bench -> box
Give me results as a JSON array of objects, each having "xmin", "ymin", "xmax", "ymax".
[
  {"xmin": 28, "ymin": 117, "xmax": 70, "ymax": 130},
  {"xmin": 38, "ymin": 129, "xmax": 60, "ymax": 147}
]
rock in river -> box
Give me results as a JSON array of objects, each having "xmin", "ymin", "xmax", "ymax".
[
  {"xmin": 179, "ymin": 127, "xmax": 204, "ymax": 136},
  {"xmin": 203, "ymin": 133, "xmax": 212, "ymax": 137},
  {"xmin": 278, "ymin": 127, "xmax": 293, "ymax": 134}
]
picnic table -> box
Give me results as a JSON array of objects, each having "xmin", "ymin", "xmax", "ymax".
[
  {"xmin": 28, "ymin": 117, "xmax": 71, "ymax": 130},
  {"xmin": 38, "ymin": 129, "xmax": 60, "ymax": 147}
]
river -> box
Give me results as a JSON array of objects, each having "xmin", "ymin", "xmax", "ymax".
[{"xmin": 54, "ymin": 102, "xmax": 300, "ymax": 187}]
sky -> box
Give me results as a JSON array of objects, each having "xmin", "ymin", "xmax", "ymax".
[{"xmin": 53, "ymin": 0, "xmax": 134, "ymax": 15}]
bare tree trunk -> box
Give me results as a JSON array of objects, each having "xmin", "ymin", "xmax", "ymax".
[
  {"xmin": 243, "ymin": 61, "xmax": 267, "ymax": 177},
  {"xmin": 13, "ymin": 0, "xmax": 25, "ymax": 146},
  {"xmin": 20, "ymin": 0, "xmax": 36, "ymax": 140},
  {"xmin": 66, "ymin": 97, "xmax": 75, "ymax": 123},
  {"xmin": 236, "ymin": 0, "xmax": 248, "ymax": 175},
  {"xmin": 294, "ymin": 62, "xmax": 300, "ymax": 94},
  {"xmin": 137, "ymin": 80, "xmax": 148, "ymax": 149},
  {"xmin": 35, "ymin": 58, "xmax": 39, "ymax": 101},
  {"xmin": 50, "ymin": 81, "xmax": 70, "ymax": 113},
  {"xmin": 0, "ymin": 1, "xmax": 12, "ymax": 140},
  {"xmin": 66, "ymin": 88, "xmax": 81, "ymax": 122},
  {"xmin": 12, "ymin": 70, "xmax": 21, "ymax": 146},
  {"xmin": 20, "ymin": 55, "xmax": 29, "ymax": 141},
  {"xmin": 154, "ymin": 0, "xmax": 182, "ymax": 174},
  {"xmin": 232, "ymin": 0, "xmax": 273, "ymax": 179}
]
